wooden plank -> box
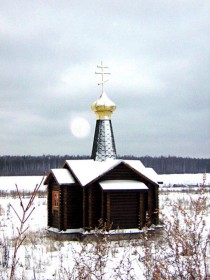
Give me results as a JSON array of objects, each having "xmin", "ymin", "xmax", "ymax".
[
  {"xmin": 147, "ymin": 184, "xmax": 158, "ymax": 225},
  {"xmin": 139, "ymin": 193, "xmax": 141, "ymax": 229},
  {"xmin": 139, "ymin": 192, "xmax": 145, "ymax": 229},
  {"xmin": 88, "ymin": 188, "xmax": 92, "ymax": 229},
  {"xmin": 63, "ymin": 187, "xmax": 67, "ymax": 230},
  {"xmin": 154, "ymin": 186, "xmax": 159, "ymax": 225},
  {"xmin": 101, "ymin": 162, "xmax": 140, "ymax": 181},
  {"xmin": 147, "ymin": 186, "xmax": 152, "ymax": 225},
  {"xmin": 109, "ymin": 191, "xmax": 139, "ymax": 229},
  {"xmin": 83, "ymin": 189, "xmax": 86, "ymax": 229},
  {"xmin": 47, "ymin": 185, "xmax": 52, "ymax": 227},
  {"xmin": 106, "ymin": 192, "xmax": 110, "ymax": 230},
  {"xmin": 91, "ymin": 185, "xmax": 102, "ymax": 228},
  {"xmin": 101, "ymin": 190, "xmax": 104, "ymax": 223},
  {"xmin": 64, "ymin": 185, "xmax": 83, "ymax": 229}
]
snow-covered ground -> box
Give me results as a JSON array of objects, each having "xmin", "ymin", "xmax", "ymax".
[
  {"xmin": 0, "ymin": 176, "xmax": 45, "ymax": 192},
  {"xmin": 0, "ymin": 175, "xmax": 209, "ymax": 279},
  {"xmin": 159, "ymin": 173, "xmax": 210, "ymax": 187},
  {"xmin": 0, "ymin": 173, "xmax": 209, "ymax": 192}
]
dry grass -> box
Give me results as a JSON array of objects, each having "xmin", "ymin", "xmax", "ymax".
[{"xmin": 0, "ymin": 187, "xmax": 209, "ymax": 279}]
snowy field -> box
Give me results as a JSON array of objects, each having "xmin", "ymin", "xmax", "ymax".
[
  {"xmin": 0, "ymin": 176, "xmax": 46, "ymax": 193},
  {"xmin": 0, "ymin": 173, "xmax": 209, "ymax": 192},
  {"xmin": 159, "ymin": 173, "xmax": 210, "ymax": 187},
  {"xmin": 0, "ymin": 175, "xmax": 209, "ymax": 279}
]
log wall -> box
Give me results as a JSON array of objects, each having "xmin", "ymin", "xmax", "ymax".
[
  {"xmin": 63, "ymin": 185, "xmax": 83, "ymax": 229},
  {"xmin": 91, "ymin": 184, "xmax": 102, "ymax": 228},
  {"xmin": 109, "ymin": 191, "xmax": 139, "ymax": 229},
  {"xmin": 101, "ymin": 162, "xmax": 142, "ymax": 181}
]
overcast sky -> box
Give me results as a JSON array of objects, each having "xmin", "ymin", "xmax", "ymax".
[{"xmin": 0, "ymin": 0, "xmax": 209, "ymax": 158}]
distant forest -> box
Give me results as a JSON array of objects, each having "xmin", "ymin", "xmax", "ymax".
[{"xmin": 0, "ymin": 155, "xmax": 209, "ymax": 176}]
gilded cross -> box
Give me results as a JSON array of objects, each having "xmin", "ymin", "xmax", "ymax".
[{"xmin": 95, "ymin": 61, "xmax": 111, "ymax": 93}]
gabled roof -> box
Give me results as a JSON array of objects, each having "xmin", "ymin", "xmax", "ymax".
[
  {"xmin": 64, "ymin": 159, "xmax": 118, "ymax": 186},
  {"xmin": 44, "ymin": 169, "xmax": 75, "ymax": 185},
  {"xmin": 63, "ymin": 159, "xmax": 159, "ymax": 187}
]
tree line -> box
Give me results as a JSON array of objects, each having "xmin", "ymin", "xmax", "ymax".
[{"xmin": 0, "ymin": 155, "xmax": 209, "ymax": 176}]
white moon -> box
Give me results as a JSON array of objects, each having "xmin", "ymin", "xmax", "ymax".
[{"xmin": 70, "ymin": 117, "xmax": 90, "ymax": 138}]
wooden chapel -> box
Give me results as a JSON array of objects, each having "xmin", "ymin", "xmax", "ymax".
[{"xmin": 44, "ymin": 62, "xmax": 159, "ymax": 236}]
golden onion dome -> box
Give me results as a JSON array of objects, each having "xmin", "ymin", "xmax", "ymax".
[{"xmin": 91, "ymin": 92, "xmax": 116, "ymax": 120}]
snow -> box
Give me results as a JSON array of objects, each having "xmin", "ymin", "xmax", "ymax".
[
  {"xmin": 123, "ymin": 160, "xmax": 159, "ymax": 182},
  {"xmin": 0, "ymin": 173, "xmax": 209, "ymax": 193},
  {"xmin": 0, "ymin": 175, "xmax": 209, "ymax": 279},
  {"xmin": 65, "ymin": 159, "xmax": 159, "ymax": 186},
  {"xmin": 48, "ymin": 169, "xmax": 75, "ymax": 185},
  {"xmin": 48, "ymin": 227, "xmax": 84, "ymax": 234},
  {"xmin": 99, "ymin": 180, "xmax": 148, "ymax": 190},
  {"xmin": 0, "ymin": 176, "xmax": 45, "ymax": 192},
  {"xmin": 65, "ymin": 159, "xmax": 119, "ymax": 186},
  {"xmin": 144, "ymin": 167, "xmax": 159, "ymax": 181},
  {"xmin": 159, "ymin": 173, "xmax": 210, "ymax": 186}
]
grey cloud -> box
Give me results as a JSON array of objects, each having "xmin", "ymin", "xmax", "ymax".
[{"xmin": 0, "ymin": 0, "xmax": 209, "ymax": 157}]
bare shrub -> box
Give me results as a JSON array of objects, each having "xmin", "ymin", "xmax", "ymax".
[
  {"xmin": 139, "ymin": 187, "xmax": 209, "ymax": 280},
  {"xmin": 70, "ymin": 229, "xmax": 111, "ymax": 279},
  {"xmin": 0, "ymin": 181, "xmax": 209, "ymax": 279},
  {"xmin": 9, "ymin": 177, "xmax": 44, "ymax": 280}
]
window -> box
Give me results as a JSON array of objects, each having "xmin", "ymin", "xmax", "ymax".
[{"xmin": 52, "ymin": 190, "xmax": 59, "ymax": 211}]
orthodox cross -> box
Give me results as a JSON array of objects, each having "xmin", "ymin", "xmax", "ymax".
[{"xmin": 95, "ymin": 61, "xmax": 111, "ymax": 93}]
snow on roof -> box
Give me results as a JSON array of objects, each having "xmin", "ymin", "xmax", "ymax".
[
  {"xmin": 65, "ymin": 159, "xmax": 158, "ymax": 186},
  {"xmin": 142, "ymin": 167, "xmax": 159, "ymax": 182},
  {"xmin": 51, "ymin": 169, "xmax": 75, "ymax": 185},
  {"xmin": 122, "ymin": 160, "xmax": 158, "ymax": 183},
  {"xmin": 65, "ymin": 159, "xmax": 119, "ymax": 186},
  {"xmin": 99, "ymin": 180, "xmax": 148, "ymax": 191}
]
